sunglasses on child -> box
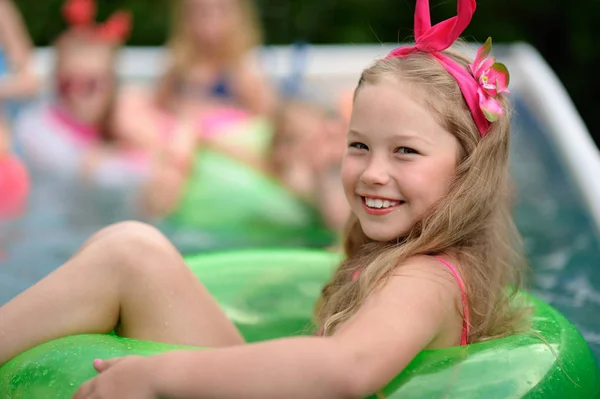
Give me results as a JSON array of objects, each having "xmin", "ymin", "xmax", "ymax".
[{"xmin": 57, "ymin": 75, "xmax": 113, "ymax": 97}]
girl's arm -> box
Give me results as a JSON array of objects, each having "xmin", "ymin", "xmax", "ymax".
[
  {"xmin": 147, "ymin": 256, "xmax": 462, "ymax": 399},
  {"xmin": 110, "ymin": 85, "xmax": 165, "ymax": 155},
  {"xmin": 0, "ymin": 0, "xmax": 39, "ymax": 100},
  {"xmin": 0, "ymin": 118, "xmax": 8, "ymax": 154},
  {"xmin": 233, "ymin": 55, "xmax": 277, "ymax": 117}
]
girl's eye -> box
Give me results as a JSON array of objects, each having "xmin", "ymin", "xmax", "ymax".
[
  {"xmin": 349, "ymin": 142, "xmax": 368, "ymax": 150},
  {"xmin": 395, "ymin": 147, "xmax": 418, "ymax": 155}
]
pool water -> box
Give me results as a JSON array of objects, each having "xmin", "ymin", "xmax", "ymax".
[
  {"xmin": 510, "ymin": 95, "xmax": 600, "ymax": 359},
  {"xmin": 1, "ymin": 93, "xmax": 600, "ymax": 360}
]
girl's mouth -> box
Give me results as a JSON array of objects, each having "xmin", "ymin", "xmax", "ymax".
[{"xmin": 361, "ymin": 196, "xmax": 405, "ymax": 215}]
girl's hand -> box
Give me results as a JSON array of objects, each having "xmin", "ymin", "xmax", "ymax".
[
  {"xmin": 166, "ymin": 115, "xmax": 199, "ymax": 174},
  {"xmin": 72, "ymin": 356, "xmax": 158, "ymax": 399}
]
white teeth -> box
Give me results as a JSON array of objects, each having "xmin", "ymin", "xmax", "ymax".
[{"xmin": 364, "ymin": 197, "xmax": 399, "ymax": 209}]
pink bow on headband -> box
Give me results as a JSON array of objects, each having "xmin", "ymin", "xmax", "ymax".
[
  {"xmin": 387, "ymin": 0, "xmax": 509, "ymax": 136},
  {"xmin": 62, "ymin": 0, "xmax": 132, "ymax": 44}
]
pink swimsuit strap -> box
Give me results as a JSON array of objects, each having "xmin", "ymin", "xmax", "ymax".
[
  {"xmin": 433, "ymin": 257, "xmax": 470, "ymax": 345},
  {"xmin": 48, "ymin": 105, "xmax": 100, "ymax": 145}
]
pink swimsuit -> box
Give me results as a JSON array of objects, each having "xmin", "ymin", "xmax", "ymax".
[
  {"xmin": 432, "ymin": 257, "xmax": 470, "ymax": 345},
  {"xmin": 327, "ymin": 257, "xmax": 470, "ymax": 346},
  {"xmin": 15, "ymin": 104, "xmax": 151, "ymax": 187}
]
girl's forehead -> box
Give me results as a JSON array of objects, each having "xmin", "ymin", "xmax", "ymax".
[
  {"xmin": 351, "ymin": 82, "xmax": 442, "ymax": 136},
  {"xmin": 186, "ymin": 0, "xmax": 235, "ymax": 8},
  {"xmin": 59, "ymin": 49, "xmax": 113, "ymax": 73},
  {"xmin": 60, "ymin": 42, "xmax": 112, "ymax": 60}
]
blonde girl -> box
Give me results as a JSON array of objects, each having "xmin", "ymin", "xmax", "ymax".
[
  {"xmin": 0, "ymin": 1, "xmax": 530, "ymax": 397},
  {"xmin": 156, "ymin": 0, "xmax": 274, "ymax": 116}
]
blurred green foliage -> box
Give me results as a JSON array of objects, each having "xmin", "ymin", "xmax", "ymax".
[{"xmin": 13, "ymin": 0, "xmax": 599, "ymax": 141}]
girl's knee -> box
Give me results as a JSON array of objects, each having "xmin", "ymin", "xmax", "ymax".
[
  {"xmin": 81, "ymin": 221, "xmax": 149, "ymax": 248},
  {"xmin": 111, "ymin": 221, "xmax": 167, "ymax": 241},
  {"xmin": 87, "ymin": 221, "xmax": 165, "ymax": 247},
  {"xmin": 83, "ymin": 222, "xmax": 182, "ymax": 275},
  {"xmin": 109, "ymin": 222, "xmax": 174, "ymax": 254}
]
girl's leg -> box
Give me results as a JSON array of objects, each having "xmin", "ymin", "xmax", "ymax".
[{"xmin": 0, "ymin": 221, "xmax": 244, "ymax": 366}]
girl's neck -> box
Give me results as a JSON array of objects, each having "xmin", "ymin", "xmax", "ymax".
[
  {"xmin": 192, "ymin": 42, "xmax": 238, "ymax": 67},
  {"xmin": 190, "ymin": 56, "xmax": 228, "ymax": 71},
  {"xmin": 49, "ymin": 103, "xmax": 101, "ymax": 145}
]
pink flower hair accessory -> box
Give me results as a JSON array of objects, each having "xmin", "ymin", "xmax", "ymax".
[
  {"xmin": 386, "ymin": 0, "xmax": 510, "ymax": 137},
  {"xmin": 469, "ymin": 37, "xmax": 510, "ymax": 123}
]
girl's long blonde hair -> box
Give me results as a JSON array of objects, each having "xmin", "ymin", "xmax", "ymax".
[
  {"xmin": 156, "ymin": 0, "xmax": 262, "ymax": 111},
  {"xmin": 314, "ymin": 49, "xmax": 530, "ymax": 343}
]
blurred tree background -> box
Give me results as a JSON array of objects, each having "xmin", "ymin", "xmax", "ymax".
[{"xmin": 13, "ymin": 0, "xmax": 600, "ymax": 146}]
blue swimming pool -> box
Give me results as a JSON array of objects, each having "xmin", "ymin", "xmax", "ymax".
[
  {"xmin": 509, "ymin": 95, "xmax": 600, "ymax": 359},
  {"xmin": 1, "ymin": 91, "xmax": 600, "ymax": 360}
]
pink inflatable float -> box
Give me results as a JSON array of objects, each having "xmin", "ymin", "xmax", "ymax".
[{"xmin": 0, "ymin": 154, "xmax": 29, "ymax": 218}]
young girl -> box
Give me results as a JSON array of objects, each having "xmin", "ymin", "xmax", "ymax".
[
  {"xmin": 115, "ymin": 0, "xmax": 276, "ymax": 161},
  {"xmin": 0, "ymin": 0, "xmax": 530, "ymax": 397},
  {"xmin": 158, "ymin": 0, "xmax": 274, "ymax": 115},
  {"xmin": 13, "ymin": 0, "xmax": 190, "ymax": 218}
]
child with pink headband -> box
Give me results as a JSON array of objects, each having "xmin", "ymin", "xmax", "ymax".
[
  {"xmin": 0, "ymin": 1, "xmax": 531, "ymax": 397},
  {"xmin": 13, "ymin": 0, "xmax": 190, "ymax": 218}
]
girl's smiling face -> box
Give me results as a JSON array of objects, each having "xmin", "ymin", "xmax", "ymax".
[
  {"xmin": 341, "ymin": 78, "xmax": 460, "ymax": 241},
  {"xmin": 56, "ymin": 45, "xmax": 115, "ymax": 126}
]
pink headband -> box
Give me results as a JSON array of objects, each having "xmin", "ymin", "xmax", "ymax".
[
  {"xmin": 386, "ymin": 0, "xmax": 509, "ymax": 137},
  {"xmin": 62, "ymin": 0, "xmax": 132, "ymax": 44}
]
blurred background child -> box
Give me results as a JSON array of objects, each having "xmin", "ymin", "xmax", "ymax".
[
  {"xmin": 13, "ymin": 0, "xmax": 189, "ymax": 220},
  {"xmin": 116, "ymin": 0, "xmax": 276, "ymax": 163},
  {"xmin": 269, "ymin": 98, "xmax": 350, "ymax": 231}
]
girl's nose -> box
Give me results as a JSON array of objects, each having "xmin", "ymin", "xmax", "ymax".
[{"xmin": 360, "ymin": 155, "xmax": 391, "ymax": 186}]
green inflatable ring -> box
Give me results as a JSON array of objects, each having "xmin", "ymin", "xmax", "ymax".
[
  {"xmin": 1, "ymin": 249, "xmax": 599, "ymax": 398},
  {"xmin": 163, "ymin": 149, "xmax": 337, "ymax": 251}
]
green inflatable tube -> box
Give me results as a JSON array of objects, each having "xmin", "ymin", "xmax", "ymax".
[
  {"xmin": 163, "ymin": 148, "xmax": 337, "ymax": 251},
  {"xmin": 1, "ymin": 249, "xmax": 599, "ymax": 398}
]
